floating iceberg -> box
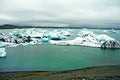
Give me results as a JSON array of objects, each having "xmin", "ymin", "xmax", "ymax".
[
  {"xmin": 0, "ymin": 29, "xmax": 44, "ymax": 47},
  {"xmin": 101, "ymin": 40, "xmax": 120, "ymax": 49},
  {"xmin": 50, "ymin": 34, "xmax": 63, "ymax": 40},
  {"xmin": 0, "ymin": 33, "xmax": 5, "ymax": 39},
  {"xmin": 49, "ymin": 30, "xmax": 116, "ymax": 48},
  {"xmin": 9, "ymin": 31, "xmax": 21, "ymax": 37},
  {"xmin": 0, "ymin": 29, "xmax": 117, "ymax": 48},
  {"xmin": 27, "ymin": 32, "xmax": 43, "ymax": 38},
  {"xmin": 0, "ymin": 32, "xmax": 8, "ymax": 42},
  {"xmin": 1, "ymin": 42, "xmax": 19, "ymax": 47},
  {"xmin": 23, "ymin": 29, "xmax": 43, "ymax": 38},
  {"xmin": 77, "ymin": 30, "xmax": 94, "ymax": 37},
  {"xmin": 30, "ymin": 38, "xmax": 42, "ymax": 45},
  {"xmin": 49, "ymin": 30, "xmax": 69, "ymax": 40},
  {"xmin": 60, "ymin": 30, "xmax": 71, "ymax": 36},
  {"xmin": 42, "ymin": 37, "xmax": 49, "ymax": 42},
  {"xmin": 0, "ymin": 29, "xmax": 72, "ymax": 57},
  {"xmin": 49, "ymin": 40, "xmax": 70, "ymax": 46},
  {"xmin": 0, "ymin": 44, "xmax": 6, "ymax": 57},
  {"xmin": 96, "ymin": 34, "xmax": 115, "ymax": 43},
  {"xmin": 0, "ymin": 48, "xmax": 6, "ymax": 57},
  {"xmin": 0, "ymin": 44, "xmax": 6, "ymax": 48}
]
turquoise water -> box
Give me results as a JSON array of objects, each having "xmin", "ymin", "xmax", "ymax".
[{"xmin": 0, "ymin": 29, "xmax": 120, "ymax": 72}]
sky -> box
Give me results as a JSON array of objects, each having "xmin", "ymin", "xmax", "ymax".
[{"xmin": 0, "ymin": 0, "xmax": 120, "ymax": 25}]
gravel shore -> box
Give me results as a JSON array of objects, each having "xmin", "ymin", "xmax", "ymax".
[{"xmin": 0, "ymin": 65, "xmax": 120, "ymax": 80}]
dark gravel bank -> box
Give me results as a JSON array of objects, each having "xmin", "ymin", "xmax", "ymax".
[{"xmin": 0, "ymin": 65, "xmax": 120, "ymax": 80}]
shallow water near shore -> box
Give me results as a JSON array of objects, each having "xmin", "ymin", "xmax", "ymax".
[{"xmin": 0, "ymin": 28, "xmax": 120, "ymax": 72}]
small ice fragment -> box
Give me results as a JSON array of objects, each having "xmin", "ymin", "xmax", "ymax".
[{"xmin": 0, "ymin": 44, "xmax": 6, "ymax": 57}]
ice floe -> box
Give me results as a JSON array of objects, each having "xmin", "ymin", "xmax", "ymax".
[
  {"xmin": 101, "ymin": 40, "xmax": 120, "ymax": 49},
  {"xmin": 0, "ymin": 48, "xmax": 6, "ymax": 57},
  {"xmin": 0, "ymin": 29, "xmax": 71, "ymax": 57},
  {"xmin": 49, "ymin": 30, "xmax": 117, "ymax": 48},
  {"xmin": 0, "ymin": 28, "xmax": 119, "ymax": 58},
  {"xmin": 0, "ymin": 44, "xmax": 6, "ymax": 57}
]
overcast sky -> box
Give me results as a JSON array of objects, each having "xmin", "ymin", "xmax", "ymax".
[{"xmin": 0, "ymin": 0, "xmax": 120, "ymax": 25}]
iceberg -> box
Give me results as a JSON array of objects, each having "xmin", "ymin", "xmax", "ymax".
[
  {"xmin": 101, "ymin": 40, "xmax": 120, "ymax": 49},
  {"xmin": 60, "ymin": 30, "xmax": 71, "ymax": 36},
  {"xmin": 41, "ymin": 32, "xmax": 50, "ymax": 42},
  {"xmin": 0, "ymin": 33, "xmax": 5, "ymax": 39},
  {"xmin": 6, "ymin": 30, "xmax": 33, "ymax": 45},
  {"xmin": 1, "ymin": 42, "xmax": 19, "ymax": 47},
  {"xmin": 0, "ymin": 29, "xmax": 72, "ymax": 57},
  {"xmin": 42, "ymin": 37, "xmax": 49, "ymax": 42},
  {"xmin": 0, "ymin": 32, "xmax": 8, "ymax": 42},
  {"xmin": 28, "ymin": 33, "xmax": 43, "ymax": 38},
  {"xmin": 0, "ymin": 29, "xmax": 43, "ymax": 47},
  {"xmin": 77, "ymin": 30, "xmax": 94, "ymax": 37},
  {"xmin": 8, "ymin": 35, "xmax": 32, "ymax": 44},
  {"xmin": 0, "ymin": 48, "xmax": 6, "ymax": 57},
  {"xmin": 96, "ymin": 34, "xmax": 115, "ymax": 42},
  {"xmin": 49, "ymin": 30, "xmax": 69, "ymax": 40},
  {"xmin": 50, "ymin": 35, "xmax": 62, "ymax": 40},
  {"xmin": 23, "ymin": 29, "xmax": 43, "ymax": 38},
  {"xmin": 49, "ymin": 40, "xmax": 70, "ymax": 46},
  {"xmin": 9, "ymin": 31, "xmax": 20, "ymax": 37},
  {"xmin": 0, "ymin": 44, "xmax": 6, "ymax": 57},
  {"xmin": 1, "ymin": 29, "xmax": 117, "ymax": 48},
  {"xmin": 30, "ymin": 38, "xmax": 42, "ymax": 45},
  {"xmin": 0, "ymin": 44, "xmax": 6, "ymax": 48},
  {"xmin": 49, "ymin": 30, "xmax": 115, "ymax": 48},
  {"xmin": 7, "ymin": 29, "xmax": 71, "ymax": 44}
]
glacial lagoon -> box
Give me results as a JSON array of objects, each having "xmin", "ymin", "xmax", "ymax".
[{"xmin": 0, "ymin": 28, "xmax": 120, "ymax": 72}]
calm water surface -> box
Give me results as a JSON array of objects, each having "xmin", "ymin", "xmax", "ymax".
[{"xmin": 0, "ymin": 28, "xmax": 120, "ymax": 72}]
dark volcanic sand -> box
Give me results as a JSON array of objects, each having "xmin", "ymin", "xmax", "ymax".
[{"xmin": 0, "ymin": 65, "xmax": 120, "ymax": 80}]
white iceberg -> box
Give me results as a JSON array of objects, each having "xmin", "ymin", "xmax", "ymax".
[
  {"xmin": 60, "ymin": 30, "xmax": 71, "ymax": 36},
  {"xmin": 49, "ymin": 30, "xmax": 115, "ymax": 48},
  {"xmin": 0, "ymin": 32, "xmax": 8, "ymax": 42},
  {"xmin": 0, "ymin": 44, "xmax": 6, "ymax": 57},
  {"xmin": 49, "ymin": 30, "xmax": 69, "ymax": 40},
  {"xmin": 9, "ymin": 31, "xmax": 20, "ymax": 37},
  {"xmin": 1, "ymin": 42, "xmax": 19, "ymax": 47},
  {"xmin": 23, "ymin": 29, "xmax": 43, "ymax": 38},
  {"xmin": 49, "ymin": 40, "xmax": 70, "ymax": 46},
  {"xmin": 28, "ymin": 32, "xmax": 43, "ymax": 38},
  {"xmin": 0, "ymin": 44, "xmax": 6, "ymax": 48},
  {"xmin": 77, "ymin": 30, "xmax": 94, "ymax": 37},
  {"xmin": 0, "ymin": 48, "xmax": 6, "ymax": 57},
  {"xmin": 30, "ymin": 38, "xmax": 42, "ymax": 45},
  {"xmin": 101, "ymin": 40, "xmax": 120, "ymax": 49},
  {"xmin": 50, "ymin": 34, "xmax": 63, "ymax": 40},
  {"xmin": 0, "ymin": 33, "xmax": 5, "ymax": 39},
  {"xmin": 42, "ymin": 37, "xmax": 49, "ymax": 42},
  {"xmin": 96, "ymin": 34, "xmax": 115, "ymax": 43}
]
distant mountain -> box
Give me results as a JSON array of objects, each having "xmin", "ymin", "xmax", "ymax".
[
  {"xmin": 0, "ymin": 24, "xmax": 33, "ymax": 29},
  {"xmin": 0, "ymin": 23, "xmax": 120, "ymax": 29},
  {"xmin": 0, "ymin": 23, "xmax": 69, "ymax": 29},
  {"xmin": 0, "ymin": 24, "xmax": 20, "ymax": 29}
]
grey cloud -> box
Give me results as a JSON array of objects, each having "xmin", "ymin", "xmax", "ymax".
[{"xmin": 0, "ymin": 0, "xmax": 120, "ymax": 25}]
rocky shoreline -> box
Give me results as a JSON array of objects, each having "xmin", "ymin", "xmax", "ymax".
[{"xmin": 0, "ymin": 65, "xmax": 120, "ymax": 80}]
